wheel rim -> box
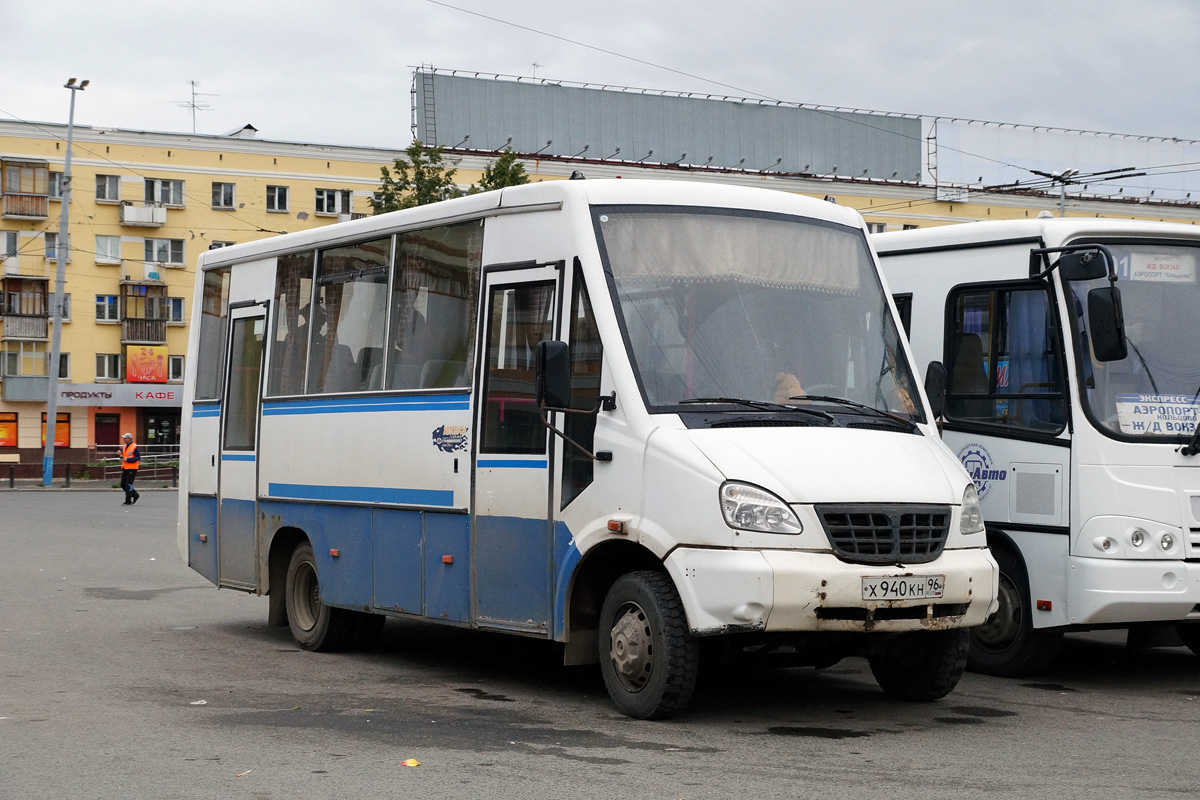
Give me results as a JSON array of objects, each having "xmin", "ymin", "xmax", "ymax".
[
  {"xmin": 973, "ymin": 570, "xmax": 1022, "ymax": 652},
  {"xmin": 290, "ymin": 559, "xmax": 320, "ymax": 632},
  {"xmin": 608, "ymin": 601, "xmax": 654, "ymax": 692}
]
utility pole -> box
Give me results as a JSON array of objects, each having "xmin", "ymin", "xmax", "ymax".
[{"xmin": 43, "ymin": 77, "xmax": 87, "ymax": 486}]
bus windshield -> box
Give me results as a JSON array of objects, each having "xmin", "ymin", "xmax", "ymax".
[
  {"xmin": 1068, "ymin": 241, "xmax": 1200, "ymax": 439},
  {"xmin": 595, "ymin": 206, "xmax": 921, "ymax": 420}
]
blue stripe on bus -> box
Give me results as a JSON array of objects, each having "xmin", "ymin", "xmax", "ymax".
[
  {"xmin": 262, "ymin": 394, "xmax": 469, "ymax": 416},
  {"xmin": 476, "ymin": 459, "xmax": 549, "ymax": 469},
  {"xmin": 267, "ymin": 482, "xmax": 455, "ymax": 507},
  {"xmin": 192, "ymin": 406, "xmax": 221, "ymax": 418},
  {"xmin": 221, "ymin": 453, "xmax": 256, "ymax": 462}
]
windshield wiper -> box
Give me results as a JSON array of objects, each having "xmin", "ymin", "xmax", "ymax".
[
  {"xmin": 788, "ymin": 394, "xmax": 918, "ymax": 430},
  {"xmin": 1179, "ymin": 385, "xmax": 1200, "ymax": 456},
  {"xmin": 679, "ymin": 397, "xmax": 833, "ymax": 422}
]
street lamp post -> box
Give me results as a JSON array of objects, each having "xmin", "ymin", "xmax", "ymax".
[{"xmin": 43, "ymin": 77, "xmax": 88, "ymax": 486}]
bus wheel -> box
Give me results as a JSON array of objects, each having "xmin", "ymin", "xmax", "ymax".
[
  {"xmin": 1176, "ymin": 623, "xmax": 1200, "ymax": 657},
  {"xmin": 967, "ymin": 547, "xmax": 1062, "ymax": 676},
  {"xmin": 598, "ymin": 571, "xmax": 699, "ymax": 720},
  {"xmin": 868, "ymin": 628, "xmax": 969, "ymax": 701},
  {"xmin": 285, "ymin": 542, "xmax": 353, "ymax": 652}
]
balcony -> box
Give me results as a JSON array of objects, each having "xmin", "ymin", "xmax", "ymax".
[
  {"xmin": 2, "ymin": 193, "xmax": 49, "ymax": 220},
  {"xmin": 1, "ymin": 375, "xmax": 49, "ymax": 402},
  {"xmin": 119, "ymin": 201, "xmax": 167, "ymax": 227},
  {"xmin": 2, "ymin": 255, "xmax": 17, "ymax": 276},
  {"xmin": 2, "ymin": 315, "xmax": 49, "ymax": 341},
  {"xmin": 121, "ymin": 318, "xmax": 167, "ymax": 344}
]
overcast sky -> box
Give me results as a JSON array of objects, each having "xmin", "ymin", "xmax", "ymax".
[{"xmin": 5, "ymin": 0, "xmax": 1200, "ymax": 149}]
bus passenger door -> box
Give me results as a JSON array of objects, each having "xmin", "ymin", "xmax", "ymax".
[
  {"xmin": 217, "ymin": 303, "xmax": 267, "ymax": 590},
  {"xmin": 472, "ymin": 262, "xmax": 563, "ymax": 634}
]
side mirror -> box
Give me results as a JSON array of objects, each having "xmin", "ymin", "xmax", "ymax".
[
  {"xmin": 535, "ymin": 340, "xmax": 571, "ymax": 409},
  {"xmin": 1087, "ymin": 286, "xmax": 1128, "ymax": 362},
  {"xmin": 1058, "ymin": 250, "xmax": 1110, "ymax": 281},
  {"xmin": 924, "ymin": 360, "xmax": 948, "ymax": 419}
]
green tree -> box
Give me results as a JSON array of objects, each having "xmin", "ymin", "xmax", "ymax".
[
  {"xmin": 470, "ymin": 148, "xmax": 531, "ymax": 193},
  {"xmin": 369, "ymin": 140, "xmax": 461, "ymax": 214}
]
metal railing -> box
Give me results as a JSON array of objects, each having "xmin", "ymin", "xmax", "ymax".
[{"xmin": 94, "ymin": 443, "xmax": 180, "ymax": 482}]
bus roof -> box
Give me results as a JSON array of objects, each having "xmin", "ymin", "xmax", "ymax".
[
  {"xmin": 195, "ymin": 178, "xmax": 867, "ymax": 272},
  {"xmin": 873, "ymin": 217, "xmax": 1200, "ymax": 255}
]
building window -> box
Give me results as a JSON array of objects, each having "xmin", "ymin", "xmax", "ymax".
[
  {"xmin": 209, "ymin": 241, "xmax": 235, "ymax": 249},
  {"xmin": 95, "ymin": 235, "xmax": 121, "ymax": 264},
  {"xmin": 2, "ymin": 341, "xmax": 48, "ymax": 377},
  {"xmin": 3, "ymin": 161, "xmax": 48, "ymax": 195},
  {"xmin": 96, "ymin": 353, "xmax": 122, "ymax": 380},
  {"xmin": 144, "ymin": 238, "xmax": 184, "ymax": 265},
  {"xmin": 169, "ymin": 354, "xmax": 184, "ymax": 382},
  {"xmin": 903, "ymin": 224, "xmax": 919, "ymax": 230},
  {"xmin": 58, "ymin": 353, "xmax": 70, "ymax": 379},
  {"xmin": 49, "ymin": 172, "xmax": 64, "ymax": 200},
  {"xmin": 1, "ymin": 231, "xmax": 16, "ymax": 257},
  {"xmin": 145, "ymin": 178, "xmax": 183, "ymax": 206},
  {"xmin": 44, "ymin": 232, "xmax": 69, "ymax": 261},
  {"xmin": 866, "ymin": 222, "xmax": 887, "ymax": 234},
  {"xmin": 167, "ymin": 297, "xmax": 185, "ymax": 323},
  {"xmin": 212, "ymin": 182, "xmax": 235, "ymax": 209},
  {"xmin": 96, "ymin": 174, "xmax": 121, "ymax": 202},
  {"xmin": 56, "ymin": 293, "xmax": 71, "ymax": 322},
  {"xmin": 314, "ymin": 188, "xmax": 352, "ymax": 215},
  {"xmin": 96, "ymin": 294, "xmax": 120, "ymax": 322},
  {"xmin": 0, "ymin": 412, "xmax": 15, "ymax": 447},
  {"xmin": 41, "ymin": 412, "xmax": 69, "ymax": 448},
  {"xmin": 266, "ymin": 185, "xmax": 289, "ymax": 212}
]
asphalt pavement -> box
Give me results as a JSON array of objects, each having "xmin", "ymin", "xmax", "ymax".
[{"xmin": 3, "ymin": 491, "xmax": 1200, "ymax": 799}]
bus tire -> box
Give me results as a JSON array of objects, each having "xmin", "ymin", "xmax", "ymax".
[
  {"xmin": 967, "ymin": 546, "xmax": 1062, "ymax": 676},
  {"xmin": 868, "ymin": 628, "xmax": 969, "ymax": 701},
  {"xmin": 598, "ymin": 571, "xmax": 699, "ymax": 720},
  {"xmin": 1176, "ymin": 623, "xmax": 1200, "ymax": 657},
  {"xmin": 285, "ymin": 542, "xmax": 354, "ymax": 652}
]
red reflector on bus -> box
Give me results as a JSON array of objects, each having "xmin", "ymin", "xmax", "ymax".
[
  {"xmin": 442, "ymin": 555, "xmax": 454, "ymax": 564},
  {"xmin": 1036, "ymin": 600, "xmax": 1052, "ymax": 611},
  {"xmin": 330, "ymin": 549, "xmax": 340, "ymax": 558},
  {"xmin": 607, "ymin": 519, "xmax": 626, "ymax": 534},
  {"xmin": 199, "ymin": 534, "xmax": 207, "ymax": 543}
]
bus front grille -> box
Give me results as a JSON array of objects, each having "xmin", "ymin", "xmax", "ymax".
[{"xmin": 815, "ymin": 504, "xmax": 951, "ymax": 565}]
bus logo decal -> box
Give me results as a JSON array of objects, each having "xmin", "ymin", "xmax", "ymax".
[
  {"xmin": 957, "ymin": 443, "xmax": 1006, "ymax": 500},
  {"xmin": 432, "ymin": 425, "xmax": 469, "ymax": 453}
]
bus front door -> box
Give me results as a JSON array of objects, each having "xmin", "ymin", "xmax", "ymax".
[
  {"xmin": 217, "ymin": 303, "xmax": 267, "ymax": 590},
  {"xmin": 472, "ymin": 263, "xmax": 563, "ymax": 634}
]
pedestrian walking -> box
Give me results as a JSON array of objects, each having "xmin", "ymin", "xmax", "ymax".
[{"xmin": 120, "ymin": 433, "xmax": 141, "ymax": 505}]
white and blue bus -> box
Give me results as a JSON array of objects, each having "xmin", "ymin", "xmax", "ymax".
[{"xmin": 178, "ymin": 178, "xmax": 997, "ymax": 718}]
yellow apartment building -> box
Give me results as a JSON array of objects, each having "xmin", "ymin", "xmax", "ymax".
[{"xmin": 0, "ymin": 120, "xmax": 417, "ymax": 468}]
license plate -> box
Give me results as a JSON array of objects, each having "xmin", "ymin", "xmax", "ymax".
[{"xmin": 862, "ymin": 575, "xmax": 944, "ymax": 601}]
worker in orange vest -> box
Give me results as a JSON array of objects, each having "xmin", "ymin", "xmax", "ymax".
[{"xmin": 120, "ymin": 432, "xmax": 141, "ymax": 505}]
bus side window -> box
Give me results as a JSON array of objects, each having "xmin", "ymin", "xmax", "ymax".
[
  {"xmin": 194, "ymin": 267, "xmax": 230, "ymax": 401},
  {"xmin": 892, "ymin": 293, "xmax": 913, "ymax": 337},
  {"xmin": 562, "ymin": 264, "xmax": 602, "ymax": 508},
  {"xmin": 266, "ymin": 250, "xmax": 314, "ymax": 396},
  {"xmin": 945, "ymin": 285, "xmax": 1067, "ymax": 432},
  {"xmin": 388, "ymin": 221, "xmax": 482, "ymax": 391},
  {"xmin": 480, "ymin": 282, "xmax": 556, "ymax": 454},
  {"xmin": 306, "ymin": 237, "xmax": 390, "ymax": 394}
]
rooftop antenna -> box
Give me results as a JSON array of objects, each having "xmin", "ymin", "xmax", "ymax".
[{"xmin": 174, "ymin": 80, "xmax": 218, "ymax": 133}]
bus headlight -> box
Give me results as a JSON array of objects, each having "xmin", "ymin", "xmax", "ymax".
[
  {"xmin": 720, "ymin": 482, "xmax": 802, "ymax": 534},
  {"xmin": 960, "ymin": 484, "xmax": 985, "ymax": 535}
]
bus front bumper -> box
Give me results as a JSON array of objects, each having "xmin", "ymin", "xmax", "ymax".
[
  {"xmin": 665, "ymin": 547, "xmax": 998, "ymax": 635},
  {"xmin": 1068, "ymin": 556, "xmax": 1200, "ymax": 626}
]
